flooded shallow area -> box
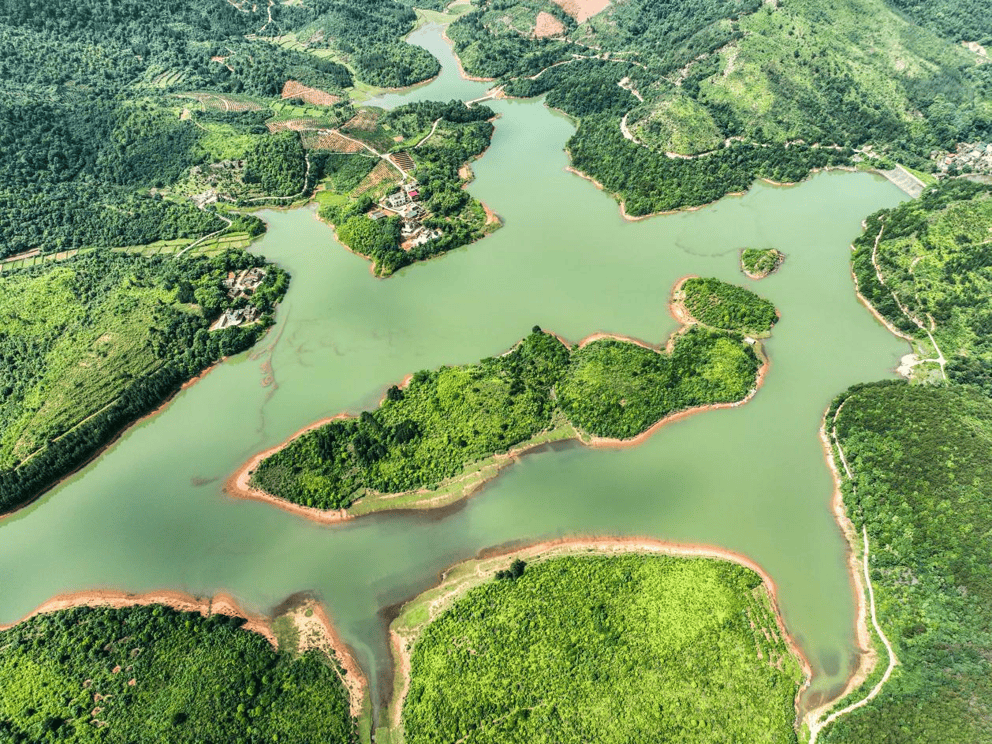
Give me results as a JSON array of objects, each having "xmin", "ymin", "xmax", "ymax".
[{"xmin": 0, "ymin": 23, "xmax": 908, "ymax": 717}]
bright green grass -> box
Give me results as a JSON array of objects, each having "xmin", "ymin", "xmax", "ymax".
[{"xmin": 401, "ymin": 554, "xmax": 804, "ymax": 744}]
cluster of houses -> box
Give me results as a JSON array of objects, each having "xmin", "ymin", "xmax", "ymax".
[
  {"xmin": 210, "ymin": 267, "xmax": 267, "ymax": 330},
  {"xmin": 933, "ymin": 142, "xmax": 992, "ymax": 177},
  {"xmin": 369, "ymin": 182, "xmax": 443, "ymax": 250}
]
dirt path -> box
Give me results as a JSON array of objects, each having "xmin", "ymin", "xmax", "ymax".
[
  {"xmin": 386, "ymin": 536, "xmax": 812, "ymax": 735},
  {"xmin": 867, "ymin": 223, "xmax": 947, "ymax": 379},
  {"xmin": 804, "ymin": 406, "xmax": 899, "ymax": 742},
  {"xmin": 415, "ymin": 118, "xmax": 442, "ymax": 148}
]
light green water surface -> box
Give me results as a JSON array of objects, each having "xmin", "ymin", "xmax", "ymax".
[{"xmin": 0, "ymin": 23, "xmax": 907, "ymax": 717}]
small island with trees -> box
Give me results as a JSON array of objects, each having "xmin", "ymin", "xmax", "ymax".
[
  {"xmin": 229, "ymin": 279, "xmax": 775, "ymax": 520},
  {"xmin": 386, "ymin": 545, "xmax": 807, "ymax": 744},
  {"xmin": 740, "ymin": 249, "xmax": 785, "ymax": 280},
  {"xmin": 673, "ymin": 276, "xmax": 779, "ymax": 337}
]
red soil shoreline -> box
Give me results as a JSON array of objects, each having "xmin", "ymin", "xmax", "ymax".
[
  {"xmin": 387, "ymin": 536, "xmax": 813, "ymax": 733},
  {"xmin": 804, "ymin": 414, "xmax": 877, "ymax": 731},
  {"xmin": 0, "ymin": 589, "xmax": 369, "ymax": 717},
  {"xmin": 0, "ymin": 363, "xmax": 221, "ymax": 524}
]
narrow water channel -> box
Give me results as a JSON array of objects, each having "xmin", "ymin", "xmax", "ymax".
[{"xmin": 0, "ymin": 23, "xmax": 908, "ymax": 716}]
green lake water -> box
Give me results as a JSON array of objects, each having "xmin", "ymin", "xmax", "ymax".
[{"xmin": 0, "ymin": 23, "xmax": 908, "ymax": 717}]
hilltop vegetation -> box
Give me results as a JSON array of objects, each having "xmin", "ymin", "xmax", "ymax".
[
  {"xmin": 0, "ymin": 0, "xmax": 442, "ymax": 259},
  {"xmin": 0, "ymin": 249, "xmax": 288, "ymax": 515},
  {"xmin": 821, "ymin": 382, "xmax": 992, "ymax": 743},
  {"xmin": 316, "ymin": 101, "xmax": 500, "ymax": 276},
  {"xmin": 679, "ymin": 277, "xmax": 778, "ymax": 336},
  {"xmin": 0, "ymin": 603, "xmax": 356, "ymax": 743},
  {"xmin": 251, "ymin": 307, "xmax": 765, "ymax": 511},
  {"xmin": 448, "ymin": 0, "xmax": 992, "ymax": 215},
  {"xmin": 851, "ymin": 180, "xmax": 992, "ymax": 392},
  {"xmin": 398, "ymin": 554, "xmax": 804, "ymax": 744}
]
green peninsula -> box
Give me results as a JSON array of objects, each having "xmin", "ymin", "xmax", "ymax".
[
  {"xmin": 243, "ymin": 280, "xmax": 772, "ymax": 515},
  {"xmin": 0, "ymin": 598, "xmax": 360, "ymax": 742},
  {"xmin": 315, "ymin": 100, "xmax": 501, "ymax": 277},
  {"xmin": 852, "ymin": 181, "xmax": 992, "ymax": 391},
  {"xmin": 820, "ymin": 381, "xmax": 992, "ymax": 743},
  {"xmin": 446, "ymin": 0, "xmax": 991, "ymax": 216},
  {"xmin": 0, "ymin": 249, "xmax": 288, "ymax": 516},
  {"xmin": 389, "ymin": 551, "xmax": 805, "ymax": 744}
]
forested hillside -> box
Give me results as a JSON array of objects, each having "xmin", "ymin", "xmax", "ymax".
[
  {"xmin": 0, "ymin": 0, "xmax": 439, "ymax": 259},
  {"xmin": 851, "ymin": 181, "xmax": 992, "ymax": 393},
  {"xmin": 448, "ymin": 0, "xmax": 992, "ymax": 215},
  {"xmin": 0, "ymin": 249, "xmax": 289, "ymax": 515},
  {"xmin": 0, "ymin": 602, "xmax": 356, "ymax": 742},
  {"xmin": 397, "ymin": 554, "xmax": 804, "ymax": 744},
  {"xmin": 251, "ymin": 316, "xmax": 764, "ymax": 512},
  {"xmin": 821, "ymin": 382, "xmax": 992, "ymax": 743}
]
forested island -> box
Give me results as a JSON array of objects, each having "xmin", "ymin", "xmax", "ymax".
[
  {"xmin": 315, "ymin": 100, "xmax": 502, "ymax": 276},
  {"xmin": 234, "ymin": 279, "xmax": 773, "ymax": 518},
  {"xmin": 386, "ymin": 547, "xmax": 806, "ymax": 744},
  {"xmin": 444, "ymin": 0, "xmax": 992, "ymax": 216},
  {"xmin": 741, "ymin": 249, "xmax": 785, "ymax": 279},
  {"xmin": 0, "ymin": 249, "xmax": 289, "ymax": 516},
  {"xmin": 851, "ymin": 180, "xmax": 992, "ymax": 391},
  {"xmin": 0, "ymin": 594, "xmax": 363, "ymax": 742},
  {"xmin": 676, "ymin": 276, "xmax": 779, "ymax": 336}
]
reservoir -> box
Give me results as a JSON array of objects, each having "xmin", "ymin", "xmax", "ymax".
[{"xmin": 0, "ymin": 23, "xmax": 907, "ymax": 716}]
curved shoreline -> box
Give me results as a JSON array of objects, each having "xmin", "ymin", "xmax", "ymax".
[
  {"xmin": 386, "ymin": 537, "xmax": 813, "ymax": 735},
  {"xmin": 0, "ymin": 589, "xmax": 369, "ymax": 718},
  {"xmin": 0, "ymin": 362, "xmax": 223, "ymax": 523},
  {"xmin": 227, "ymin": 311, "xmax": 769, "ymax": 525}
]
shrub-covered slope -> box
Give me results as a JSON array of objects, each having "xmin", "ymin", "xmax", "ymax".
[
  {"xmin": 822, "ymin": 381, "xmax": 992, "ymax": 743},
  {"xmin": 0, "ymin": 249, "xmax": 289, "ymax": 514},
  {"xmin": 401, "ymin": 554, "xmax": 804, "ymax": 744}
]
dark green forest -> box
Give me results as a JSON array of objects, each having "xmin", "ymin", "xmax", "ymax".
[
  {"xmin": 821, "ymin": 382, "xmax": 992, "ymax": 743},
  {"xmin": 0, "ymin": 0, "xmax": 441, "ymax": 259},
  {"xmin": 0, "ymin": 249, "xmax": 289, "ymax": 515},
  {"xmin": 251, "ymin": 317, "xmax": 764, "ymax": 510},
  {"xmin": 0, "ymin": 603, "xmax": 355, "ymax": 743}
]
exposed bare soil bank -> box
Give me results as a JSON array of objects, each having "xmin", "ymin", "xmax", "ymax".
[
  {"xmin": 386, "ymin": 537, "xmax": 812, "ymax": 733},
  {"xmin": 550, "ymin": 0, "xmax": 611, "ymax": 23}
]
